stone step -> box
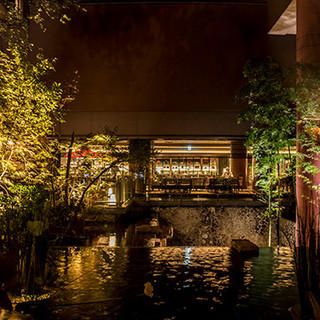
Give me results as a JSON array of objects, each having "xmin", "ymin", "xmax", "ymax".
[{"xmin": 231, "ymin": 239, "xmax": 259, "ymax": 255}]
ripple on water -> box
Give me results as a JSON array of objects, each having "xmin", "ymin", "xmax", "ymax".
[{"xmin": 48, "ymin": 246, "xmax": 298, "ymax": 320}]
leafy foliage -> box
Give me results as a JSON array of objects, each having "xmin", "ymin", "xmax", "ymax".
[
  {"xmin": 0, "ymin": 185, "xmax": 49, "ymax": 252},
  {"xmin": 0, "ymin": 0, "xmax": 82, "ymax": 37},
  {"xmin": 238, "ymin": 56, "xmax": 320, "ymax": 249},
  {"xmin": 237, "ymin": 57, "xmax": 296, "ymax": 150},
  {"xmin": 0, "ymin": 47, "xmax": 64, "ymax": 191},
  {"xmin": 0, "ymin": 0, "xmax": 79, "ymax": 292},
  {"xmin": 58, "ymin": 128, "xmax": 130, "ymax": 214},
  {"xmin": 293, "ymin": 63, "xmax": 320, "ymax": 196},
  {"xmin": 237, "ymin": 57, "xmax": 296, "ymax": 246},
  {"xmin": 0, "ymin": 0, "xmax": 79, "ymax": 193},
  {"xmin": 291, "ymin": 63, "xmax": 320, "ymax": 319}
]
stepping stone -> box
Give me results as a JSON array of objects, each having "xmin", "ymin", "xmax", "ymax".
[{"xmin": 231, "ymin": 239, "xmax": 259, "ymax": 255}]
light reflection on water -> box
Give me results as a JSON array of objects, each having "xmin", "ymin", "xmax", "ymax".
[{"xmin": 49, "ymin": 246, "xmax": 298, "ymax": 320}]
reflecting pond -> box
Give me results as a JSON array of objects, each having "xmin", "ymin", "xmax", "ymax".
[{"xmin": 46, "ymin": 246, "xmax": 299, "ymax": 320}]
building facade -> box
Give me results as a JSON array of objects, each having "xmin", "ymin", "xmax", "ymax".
[{"xmin": 30, "ymin": 0, "xmax": 296, "ymax": 187}]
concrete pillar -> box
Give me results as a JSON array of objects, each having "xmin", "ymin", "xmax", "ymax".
[
  {"xmin": 296, "ymin": 0, "xmax": 320, "ymax": 246},
  {"xmin": 297, "ymin": 0, "xmax": 320, "ymax": 64},
  {"xmin": 230, "ymin": 140, "xmax": 247, "ymax": 188}
]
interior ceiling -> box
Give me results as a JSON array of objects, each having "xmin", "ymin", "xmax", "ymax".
[
  {"xmin": 79, "ymin": 0, "xmax": 266, "ymax": 4},
  {"xmin": 153, "ymin": 139, "xmax": 231, "ymax": 156}
]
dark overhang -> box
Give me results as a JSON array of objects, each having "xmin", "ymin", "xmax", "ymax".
[
  {"xmin": 268, "ymin": 0, "xmax": 296, "ymax": 35},
  {"xmin": 78, "ymin": 0, "xmax": 266, "ymax": 5}
]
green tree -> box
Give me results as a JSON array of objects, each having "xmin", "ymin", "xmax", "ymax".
[
  {"xmin": 238, "ymin": 57, "xmax": 320, "ymax": 318},
  {"xmin": 60, "ymin": 128, "xmax": 130, "ymax": 214},
  {"xmin": 59, "ymin": 135, "xmax": 156, "ymax": 214},
  {"xmin": 237, "ymin": 57, "xmax": 296, "ymax": 246},
  {"xmin": 0, "ymin": 0, "xmax": 80, "ymax": 192},
  {"xmin": 0, "ymin": 0, "xmax": 78, "ymax": 293},
  {"xmin": 292, "ymin": 62, "xmax": 320, "ymax": 320}
]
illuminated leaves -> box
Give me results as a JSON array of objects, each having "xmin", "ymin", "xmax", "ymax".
[
  {"xmin": 237, "ymin": 58, "xmax": 296, "ymax": 196},
  {"xmin": 237, "ymin": 58, "xmax": 297, "ymax": 246},
  {"xmin": 238, "ymin": 57, "xmax": 320, "ymax": 216},
  {"xmin": 0, "ymin": 1, "xmax": 80, "ymax": 191}
]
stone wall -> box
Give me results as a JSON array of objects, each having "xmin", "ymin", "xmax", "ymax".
[{"xmin": 155, "ymin": 206, "xmax": 295, "ymax": 247}]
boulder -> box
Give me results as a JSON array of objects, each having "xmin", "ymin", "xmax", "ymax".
[{"xmin": 231, "ymin": 239, "xmax": 259, "ymax": 256}]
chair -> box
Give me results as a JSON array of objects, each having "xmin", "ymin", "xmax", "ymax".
[
  {"xmin": 166, "ymin": 178, "xmax": 177, "ymax": 193},
  {"xmin": 179, "ymin": 178, "xmax": 192, "ymax": 193},
  {"xmin": 192, "ymin": 177, "xmax": 205, "ymax": 190},
  {"xmin": 208, "ymin": 178, "xmax": 224, "ymax": 193},
  {"xmin": 162, "ymin": 178, "xmax": 177, "ymax": 193},
  {"xmin": 230, "ymin": 178, "xmax": 240, "ymax": 193}
]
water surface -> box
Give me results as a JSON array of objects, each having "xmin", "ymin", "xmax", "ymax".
[{"xmin": 49, "ymin": 246, "xmax": 298, "ymax": 320}]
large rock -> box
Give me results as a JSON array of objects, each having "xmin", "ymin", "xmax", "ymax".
[{"xmin": 231, "ymin": 239, "xmax": 259, "ymax": 255}]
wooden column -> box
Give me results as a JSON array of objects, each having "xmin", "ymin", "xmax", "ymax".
[{"xmin": 230, "ymin": 140, "xmax": 247, "ymax": 188}]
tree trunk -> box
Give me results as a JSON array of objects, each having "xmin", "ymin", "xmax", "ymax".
[
  {"xmin": 277, "ymin": 162, "xmax": 281, "ymax": 247},
  {"xmin": 268, "ymin": 216, "xmax": 272, "ymax": 247},
  {"xmin": 268, "ymin": 187, "xmax": 272, "ymax": 247},
  {"xmin": 65, "ymin": 132, "xmax": 74, "ymax": 206}
]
